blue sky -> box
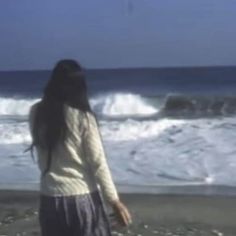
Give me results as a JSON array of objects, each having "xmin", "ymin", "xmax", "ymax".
[{"xmin": 0, "ymin": 0, "xmax": 236, "ymax": 70}]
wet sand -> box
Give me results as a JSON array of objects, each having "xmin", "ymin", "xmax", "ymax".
[{"xmin": 0, "ymin": 188, "xmax": 236, "ymax": 236}]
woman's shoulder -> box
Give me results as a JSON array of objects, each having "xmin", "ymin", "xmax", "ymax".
[
  {"xmin": 64, "ymin": 104, "xmax": 83, "ymax": 118},
  {"xmin": 28, "ymin": 101, "xmax": 42, "ymax": 125},
  {"xmin": 64, "ymin": 105, "xmax": 94, "ymax": 119},
  {"xmin": 29, "ymin": 101, "xmax": 41, "ymax": 116},
  {"xmin": 63, "ymin": 105, "xmax": 92, "ymax": 123}
]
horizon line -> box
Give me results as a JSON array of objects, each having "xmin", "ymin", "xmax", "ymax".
[{"xmin": 1, "ymin": 64, "xmax": 236, "ymax": 73}]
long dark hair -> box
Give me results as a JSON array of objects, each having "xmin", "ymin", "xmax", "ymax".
[{"xmin": 30, "ymin": 59, "xmax": 92, "ymax": 175}]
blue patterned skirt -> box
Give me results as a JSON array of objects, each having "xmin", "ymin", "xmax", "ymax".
[{"xmin": 39, "ymin": 191, "xmax": 112, "ymax": 236}]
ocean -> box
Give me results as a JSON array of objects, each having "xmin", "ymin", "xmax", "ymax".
[{"xmin": 0, "ymin": 66, "xmax": 236, "ymax": 189}]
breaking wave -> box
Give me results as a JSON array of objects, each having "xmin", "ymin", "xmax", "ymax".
[{"xmin": 0, "ymin": 93, "xmax": 236, "ymax": 118}]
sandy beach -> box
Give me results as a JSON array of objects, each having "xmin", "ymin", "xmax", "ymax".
[{"xmin": 1, "ymin": 186, "xmax": 236, "ymax": 236}]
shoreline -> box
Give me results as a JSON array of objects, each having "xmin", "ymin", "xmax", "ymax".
[
  {"xmin": 1, "ymin": 183, "xmax": 236, "ymax": 196},
  {"xmin": 1, "ymin": 188, "xmax": 236, "ymax": 235}
]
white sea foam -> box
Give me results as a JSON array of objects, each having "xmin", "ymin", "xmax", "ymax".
[
  {"xmin": 107, "ymin": 117, "xmax": 236, "ymax": 185},
  {"xmin": 90, "ymin": 93, "xmax": 158, "ymax": 116},
  {"xmin": 100, "ymin": 119, "xmax": 185, "ymax": 141},
  {"xmin": 0, "ymin": 95, "xmax": 236, "ymax": 186},
  {"xmin": 0, "ymin": 122, "xmax": 31, "ymax": 144},
  {"xmin": 0, "ymin": 97, "xmax": 39, "ymax": 116}
]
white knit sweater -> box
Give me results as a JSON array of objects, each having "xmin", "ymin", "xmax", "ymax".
[{"xmin": 29, "ymin": 103, "xmax": 119, "ymax": 203}]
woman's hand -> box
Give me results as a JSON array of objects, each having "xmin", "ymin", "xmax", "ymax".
[{"xmin": 111, "ymin": 200, "xmax": 132, "ymax": 227}]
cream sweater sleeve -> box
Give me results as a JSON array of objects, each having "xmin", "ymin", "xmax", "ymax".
[{"xmin": 83, "ymin": 112, "xmax": 119, "ymax": 203}]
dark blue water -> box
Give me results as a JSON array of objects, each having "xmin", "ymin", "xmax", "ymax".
[{"xmin": 1, "ymin": 66, "xmax": 236, "ymax": 98}]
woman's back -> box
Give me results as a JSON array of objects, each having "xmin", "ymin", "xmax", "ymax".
[
  {"xmin": 29, "ymin": 60, "xmax": 131, "ymax": 236},
  {"xmin": 30, "ymin": 101, "xmax": 120, "ymax": 202}
]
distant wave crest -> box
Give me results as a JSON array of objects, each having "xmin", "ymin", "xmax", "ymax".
[
  {"xmin": 0, "ymin": 93, "xmax": 236, "ymax": 118},
  {"xmin": 90, "ymin": 93, "xmax": 158, "ymax": 116},
  {"xmin": 0, "ymin": 97, "xmax": 39, "ymax": 116},
  {"xmin": 163, "ymin": 94, "xmax": 236, "ymax": 117}
]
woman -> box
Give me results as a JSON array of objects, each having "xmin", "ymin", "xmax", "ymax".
[{"xmin": 28, "ymin": 59, "xmax": 132, "ymax": 236}]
